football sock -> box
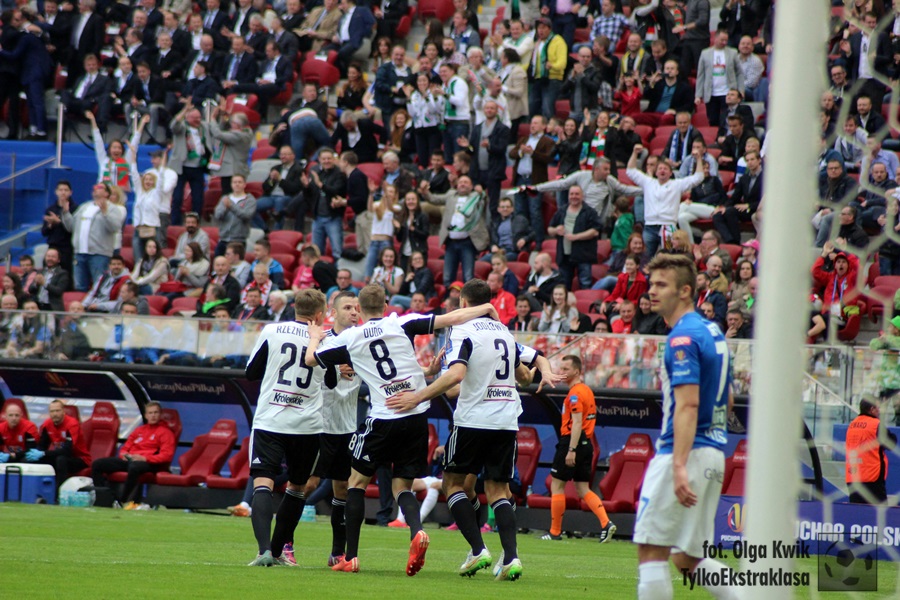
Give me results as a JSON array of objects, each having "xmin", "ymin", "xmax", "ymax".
[
  {"xmin": 250, "ymin": 486, "xmax": 274, "ymax": 554},
  {"xmin": 396, "ymin": 490, "xmax": 423, "ymax": 538},
  {"xmin": 330, "ymin": 497, "xmax": 347, "ymax": 556},
  {"xmin": 419, "ymin": 486, "xmax": 439, "ymax": 521},
  {"xmin": 471, "ymin": 496, "xmax": 487, "ymax": 528},
  {"xmin": 583, "ymin": 491, "xmax": 610, "ymax": 527},
  {"xmin": 695, "ymin": 559, "xmax": 741, "ymax": 600},
  {"xmin": 491, "ymin": 498, "xmax": 518, "ymax": 562},
  {"xmin": 638, "ymin": 561, "xmax": 673, "ymax": 600},
  {"xmin": 447, "ymin": 491, "xmax": 484, "ymax": 554},
  {"xmin": 344, "ymin": 487, "xmax": 365, "ymax": 561},
  {"xmin": 270, "ymin": 487, "xmax": 305, "ymax": 558},
  {"xmin": 550, "ymin": 493, "xmax": 565, "ymax": 536}
]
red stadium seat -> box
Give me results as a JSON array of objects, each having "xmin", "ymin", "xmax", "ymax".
[
  {"xmin": 119, "ymin": 247, "xmax": 134, "ymax": 270},
  {"xmin": 168, "ymin": 296, "xmax": 199, "ymax": 316},
  {"xmin": 251, "ymin": 146, "xmax": 275, "ymax": 161},
  {"xmin": 395, "ymin": 14, "xmax": 412, "ymax": 39},
  {"xmin": 591, "ymin": 264, "xmax": 609, "ymax": 281},
  {"xmin": 272, "ymin": 253, "xmax": 297, "ymax": 272},
  {"xmin": 207, "ymin": 436, "xmax": 251, "ymax": 489},
  {"xmin": 300, "ymin": 59, "xmax": 340, "ymax": 88},
  {"xmin": 0, "ymin": 398, "xmax": 28, "ymax": 422},
  {"xmin": 76, "ymin": 402, "xmax": 122, "ymax": 476},
  {"xmin": 634, "ymin": 125, "xmax": 653, "ymax": 145},
  {"xmin": 268, "ymin": 231, "xmax": 304, "ymax": 248},
  {"xmin": 155, "ymin": 419, "xmax": 237, "ymax": 486},
  {"xmin": 427, "ymin": 258, "xmax": 445, "ymax": 285},
  {"xmin": 721, "ymin": 439, "xmax": 748, "ymax": 496},
  {"xmin": 123, "ymin": 225, "xmax": 135, "ymax": 247},
  {"xmin": 720, "ymin": 244, "xmax": 742, "ymax": 264},
  {"xmin": 160, "ymin": 408, "xmax": 182, "ymax": 444},
  {"xmin": 474, "ymin": 261, "xmax": 492, "ymax": 281},
  {"xmin": 597, "ymin": 433, "xmax": 655, "ymax": 513},
  {"xmin": 718, "ymin": 171, "xmax": 735, "ymax": 191},
  {"xmin": 384, "ymin": 305, "xmax": 404, "ymax": 316},
  {"xmin": 63, "ymin": 405, "xmax": 80, "ymax": 422},
  {"xmin": 514, "ymin": 426, "xmax": 542, "ymax": 504},
  {"xmin": 166, "ymin": 226, "xmax": 185, "ymax": 248},
  {"xmin": 62, "ymin": 291, "xmax": 87, "ymax": 310},
  {"xmin": 418, "ymin": 0, "xmax": 454, "ymax": 21},
  {"xmin": 506, "ymin": 261, "xmax": 531, "ymax": 286},
  {"xmin": 597, "ymin": 239, "xmax": 612, "ymax": 262},
  {"xmin": 555, "ymin": 99, "xmax": 570, "ymax": 119},
  {"xmin": 697, "ymin": 127, "xmax": 718, "ymax": 146},
  {"xmin": 527, "ymin": 474, "xmax": 582, "ymax": 509},
  {"xmin": 427, "ymin": 424, "xmax": 439, "ymax": 467},
  {"xmin": 268, "ymin": 239, "xmax": 297, "ymax": 254},
  {"xmin": 145, "ymin": 295, "xmax": 168, "ymax": 315},
  {"xmin": 357, "ymin": 162, "xmax": 385, "ymax": 186}
]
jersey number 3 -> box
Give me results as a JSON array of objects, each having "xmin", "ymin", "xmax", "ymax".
[{"xmin": 277, "ymin": 343, "xmax": 314, "ymax": 388}]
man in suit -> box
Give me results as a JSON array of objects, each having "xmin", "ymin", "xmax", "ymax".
[
  {"xmin": 220, "ymin": 36, "xmax": 258, "ymax": 94},
  {"xmin": 177, "ymin": 60, "xmax": 220, "ymax": 112},
  {"xmin": 374, "ymin": 0, "xmax": 408, "ymax": 40},
  {"xmin": 694, "ymin": 27, "xmax": 744, "ymax": 129},
  {"xmin": 560, "ymin": 46, "xmax": 601, "ymax": 123},
  {"xmin": 0, "ymin": 25, "xmax": 53, "ymax": 139},
  {"xmin": 635, "ymin": 60, "xmax": 694, "ymax": 128},
  {"xmin": 114, "ymin": 26, "xmax": 152, "ymax": 66},
  {"xmin": 161, "ymin": 10, "xmax": 192, "ymax": 57},
  {"xmin": 67, "ymin": 0, "xmax": 105, "ymax": 82},
  {"xmin": 295, "ymin": 0, "xmax": 342, "ymax": 53},
  {"xmin": 129, "ymin": 62, "xmax": 168, "ymax": 139},
  {"xmin": 282, "ymin": 0, "xmax": 307, "ymax": 31},
  {"xmin": 664, "ymin": 112, "xmax": 704, "ymax": 171},
  {"xmin": 458, "ymin": 99, "xmax": 510, "ymax": 224},
  {"xmin": 202, "ymin": 0, "xmax": 230, "ymax": 51},
  {"xmin": 61, "ymin": 53, "xmax": 112, "ymax": 133},
  {"xmin": 226, "ymin": 0, "xmax": 258, "ymax": 40},
  {"xmin": 374, "ymin": 44, "xmax": 410, "ymax": 125},
  {"xmin": 253, "ymin": 145, "xmax": 305, "ymax": 232},
  {"xmin": 713, "ymin": 150, "xmax": 762, "ymax": 243},
  {"xmin": 719, "ymin": 0, "xmax": 758, "ymax": 48},
  {"xmin": 678, "ymin": 0, "xmax": 710, "ymax": 75},
  {"xmin": 270, "ymin": 15, "xmax": 299, "ymax": 61},
  {"xmin": 509, "ymin": 114, "xmax": 555, "ymax": 237},
  {"xmin": 34, "ymin": 0, "xmax": 74, "ymax": 66},
  {"xmin": 267, "ymin": 291, "xmax": 292, "ymax": 322},
  {"xmin": 169, "ymin": 107, "xmax": 208, "ymax": 223},
  {"xmin": 182, "ymin": 34, "xmax": 224, "ymax": 81},
  {"xmin": 231, "ymin": 286, "xmax": 270, "ymax": 321},
  {"xmin": 717, "ymin": 88, "xmax": 754, "ymax": 140},
  {"xmin": 840, "ymin": 11, "xmax": 891, "ymax": 114},
  {"xmin": 498, "ymin": 48, "xmax": 529, "ymax": 136},
  {"xmin": 29, "ymin": 249, "xmax": 71, "ymax": 312},
  {"xmin": 330, "ymin": 111, "xmax": 386, "ymax": 164},
  {"xmin": 326, "ymin": 0, "xmax": 374, "ymax": 75},
  {"xmin": 855, "ymin": 94, "xmax": 886, "ymax": 137},
  {"xmin": 244, "ymin": 14, "xmax": 271, "ymax": 60},
  {"xmin": 110, "ymin": 56, "xmax": 137, "ymax": 121},
  {"xmin": 209, "ymin": 255, "xmax": 242, "ymax": 310},
  {"xmin": 231, "ymin": 40, "xmax": 291, "ymax": 114},
  {"xmin": 151, "ymin": 31, "xmax": 184, "ymax": 82},
  {"xmin": 0, "ymin": 9, "xmax": 24, "ymax": 139},
  {"xmin": 717, "ymin": 114, "xmax": 752, "ymax": 172}
]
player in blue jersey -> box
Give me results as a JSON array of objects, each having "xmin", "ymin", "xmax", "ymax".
[{"xmin": 633, "ymin": 253, "xmax": 740, "ymax": 600}]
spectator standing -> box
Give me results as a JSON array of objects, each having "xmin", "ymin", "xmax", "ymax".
[
  {"xmin": 205, "ymin": 108, "xmax": 253, "ymax": 195},
  {"xmin": 428, "ymin": 175, "xmax": 490, "ymax": 285},
  {"xmin": 529, "ymin": 18, "xmax": 567, "ymax": 120},
  {"xmin": 678, "ymin": 0, "xmax": 710, "ymax": 77},
  {"xmin": 694, "ymin": 28, "xmax": 744, "ymax": 129},
  {"xmin": 169, "ymin": 106, "xmax": 208, "ymax": 224},
  {"xmin": 253, "ymin": 146, "xmax": 304, "ymax": 233},
  {"xmin": 845, "ymin": 399, "xmax": 897, "ymax": 503},
  {"xmin": 489, "ymin": 197, "xmax": 533, "ymax": 260},
  {"xmin": 439, "ymin": 63, "xmax": 471, "ymax": 162},
  {"xmin": 364, "ymin": 183, "xmax": 397, "ymax": 280},
  {"xmin": 459, "ymin": 99, "xmax": 510, "ymax": 218},
  {"xmin": 213, "ymin": 174, "xmax": 256, "ymax": 257},
  {"xmin": 395, "ymin": 192, "xmax": 430, "ymax": 271},
  {"xmin": 547, "ymin": 186, "xmax": 603, "ymax": 289},
  {"xmin": 64, "ymin": 182, "xmax": 125, "ymax": 292},
  {"xmin": 305, "ymin": 148, "xmax": 348, "ymax": 261},
  {"xmin": 510, "ymin": 115, "xmax": 555, "ymax": 244},
  {"xmin": 42, "ymin": 181, "xmax": 77, "ymax": 276}
]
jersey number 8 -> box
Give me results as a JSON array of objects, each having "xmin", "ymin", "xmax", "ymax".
[
  {"xmin": 277, "ymin": 343, "xmax": 314, "ymax": 388},
  {"xmin": 369, "ymin": 339, "xmax": 398, "ymax": 380}
]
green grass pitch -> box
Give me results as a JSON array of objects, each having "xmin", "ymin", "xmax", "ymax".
[{"xmin": 2, "ymin": 503, "xmax": 898, "ymax": 599}]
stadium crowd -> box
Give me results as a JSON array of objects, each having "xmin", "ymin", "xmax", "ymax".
[{"xmin": 0, "ymin": 0, "xmax": 897, "ymax": 351}]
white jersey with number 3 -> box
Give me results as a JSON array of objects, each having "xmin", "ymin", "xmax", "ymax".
[
  {"xmin": 445, "ymin": 317, "xmax": 522, "ymax": 431},
  {"xmin": 315, "ymin": 313, "xmax": 435, "ymax": 420},
  {"xmin": 246, "ymin": 321, "xmax": 325, "ymax": 435}
]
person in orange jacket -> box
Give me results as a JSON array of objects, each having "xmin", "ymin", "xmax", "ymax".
[{"xmin": 845, "ymin": 398, "xmax": 897, "ymax": 504}]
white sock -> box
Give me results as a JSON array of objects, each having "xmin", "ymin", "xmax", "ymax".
[
  {"xmin": 638, "ymin": 561, "xmax": 673, "ymax": 600},
  {"xmin": 239, "ymin": 501, "xmax": 250, "ymax": 509},
  {"xmin": 695, "ymin": 559, "xmax": 741, "ymax": 600},
  {"xmin": 419, "ymin": 487, "xmax": 439, "ymax": 521}
]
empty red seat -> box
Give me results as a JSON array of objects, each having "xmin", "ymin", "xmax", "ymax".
[
  {"xmin": 527, "ymin": 474, "xmax": 582, "ymax": 509},
  {"xmin": 168, "ymin": 297, "xmax": 199, "ymax": 316},
  {"xmin": 269, "ymin": 230, "xmax": 304, "ymax": 248},
  {"xmin": 719, "ymin": 244, "xmax": 742, "ymax": 264},
  {"xmin": 156, "ymin": 419, "xmax": 238, "ymax": 486},
  {"xmin": 145, "ymin": 295, "xmax": 168, "ymax": 315},
  {"xmin": 514, "ymin": 426, "xmax": 542, "ymax": 504},
  {"xmin": 506, "ymin": 261, "xmax": 531, "ymax": 286},
  {"xmin": 207, "ymin": 436, "xmax": 251, "ymax": 489},
  {"xmin": 76, "ymin": 402, "xmax": 121, "ymax": 476},
  {"xmin": 63, "ymin": 404, "xmax": 80, "ymax": 422},
  {"xmin": 598, "ymin": 433, "xmax": 655, "ymax": 513},
  {"xmin": 474, "ymin": 260, "xmax": 492, "ymax": 281},
  {"xmin": 721, "ymin": 439, "xmax": 748, "ymax": 496}
]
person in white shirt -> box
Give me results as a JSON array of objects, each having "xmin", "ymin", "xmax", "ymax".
[
  {"xmin": 127, "ymin": 116, "xmax": 164, "ymax": 263},
  {"xmin": 244, "ymin": 288, "xmax": 328, "ymax": 567},
  {"xmin": 626, "ymin": 144, "xmax": 704, "ymax": 255},
  {"xmin": 437, "ymin": 63, "xmax": 470, "ymax": 162},
  {"xmin": 147, "ymin": 149, "xmax": 178, "ymax": 249}
]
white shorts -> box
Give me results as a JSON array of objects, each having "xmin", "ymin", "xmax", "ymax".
[{"xmin": 633, "ymin": 447, "xmax": 725, "ymax": 558}]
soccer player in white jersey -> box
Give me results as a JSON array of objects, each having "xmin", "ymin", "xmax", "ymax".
[
  {"xmin": 305, "ymin": 284, "xmax": 499, "ymax": 575},
  {"xmin": 388, "ymin": 279, "xmax": 532, "ymax": 581},
  {"xmin": 244, "ymin": 289, "xmax": 328, "ymax": 567},
  {"xmin": 633, "ymin": 254, "xmax": 739, "ymax": 600},
  {"xmin": 312, "ymin": 291, "xmax": 362, "ymax": 566}
]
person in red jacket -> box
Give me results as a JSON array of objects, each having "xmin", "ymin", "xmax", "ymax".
[
  {"xmin": 811, "ymin": 245, "xmax": 860, "ymax": 318},
  {"xmin": 487, "ymin": 271, "xmax": 518, "ymax": 323},
  {"xmin": 91, "ymin": 401, "xmax": 176, "ymax": 509},
  {"xmin": 599, "ymin": 255, "xmax": 648, "ymax": 319},
  {"xmin": 611, "ymin": 299, "xmax": 637, "ymax": 334},
  {"xmin": 31, "ymin": 399, "xmax": 92, "ymax": 486},
  {"xmin": 0, "ymin": 402, "xmax": 39, "ymax": 463}
]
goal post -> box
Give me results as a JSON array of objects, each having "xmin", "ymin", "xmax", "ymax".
[{"xmin": 743, "ymin": 1, "xmax": 829, "ymax": 597}]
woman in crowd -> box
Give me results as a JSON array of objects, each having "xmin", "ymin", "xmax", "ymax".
[
  {"xmin": 593, "ymin": 233, "xmax": 648, "ymax": 291},
  {"xmin": 127, "ymin": 116, "xmax": 164, "ymax": 262},
  {"xmin": 490, "ymin": 251, "xmax": 520, "ymax": 296},
  {"xmin": 2, "ymin": 273, "xmax": 26, "ymax": 307},
  {"xmin": 581, "ymin": 111, "xmax": 613, "ymax": 169},
  {"xmin": 390, "ymin": 251, "xmax": 435, "ymax": 310},
  {"xmin": 634, "ymin": 293, "xmax": 669, "ymax": 335},
  {"xmin": 423, "ymin": 19, "xmax": 444, "ymax": 50},
  {"xmin": 371, "ymin": 246, "xmax": 404, "ymax": 298},
  {"xmin": 407, "ymin": 72, "xmax": 444, "ymax": 166},
  {"xmin": 387, "ymin": 109, "xmax": 417, "ymax": 164},
  {"xmin": 394, "ymin": 190, "xmax": 430, "ymax": 271},
  {"xmin": 337, "ymin": 63, "xmax": 368, "ymax": 115},
  {"xmin": 371, "ymin": 36, "xmax": 393, "ymax": 71},
  {"xmin": 85, "ymin": 111, "xmax": 132, "ymax": 191},
  {"xmin": 365, "ymin": 183, "xmax": 398, "ymax": 280},
  {"xmin": 171, "ymin": 242, "xmax": 210, "ymax": 298},
  {"xmin": 615, "ymin": 73, "xmax": 643, "ymax": 117},
  {"xmin": 131, "ymin": 238, "xmax": 170, "ymax": 295},
  {"xmin": 729, "ymin": 259, "xmax": 756, "ymax": 310},
  {"xmin": 598, "ymin": 254, "xmax": 648, "ymax": 319},
  {"xmin": 668, "ymin": 229, "xmax": 695, "ymax": 258},
  {"xmin": 537, "ymin": 284, "xmax": 579, "ymax": 334}
]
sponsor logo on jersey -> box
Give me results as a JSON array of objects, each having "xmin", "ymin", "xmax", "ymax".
[
  {"xmin": 670, "ymin": 336, "xmax": 691, "ymax": 347},
  {"xmin": 569, "ymin": 395, "xmax": 579, "ymax": 405},
  {"xmin": 272, "ymin": 390, "xmax": 307, "ymax": 407},
  {"xmin": 484, "ymin": 386, "xmax": 516, "ymax": 401},
  {"xmin": 381, "ymin": 377, "xmax": 413, "ymax": 397},
  {"xmin": 252, "ymin": 457, "xmax": 262, "ymax": 464},
  {"xmin": 674, "ymin": 350, "xmax": 686, "ymax": 361}
]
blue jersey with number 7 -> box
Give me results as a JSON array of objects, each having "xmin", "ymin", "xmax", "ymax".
[{"xmin": 656, "ymin": 311, "xmax": 731, "ymax": 454}]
